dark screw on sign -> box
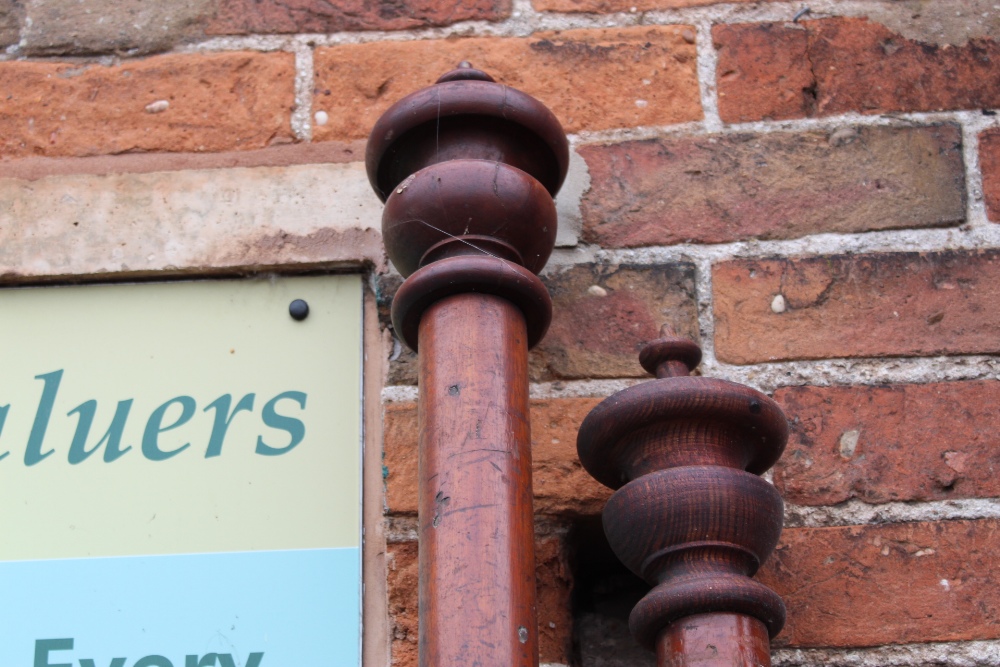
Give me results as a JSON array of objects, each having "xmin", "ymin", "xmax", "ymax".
[{"xmin": 289, "ymin": 299, "xmax": 309, "ymax": 321}]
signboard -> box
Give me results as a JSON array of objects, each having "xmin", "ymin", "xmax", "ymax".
[{"xmin": 0, "ymin": 276, "xmax": 362, "ymax": 666}]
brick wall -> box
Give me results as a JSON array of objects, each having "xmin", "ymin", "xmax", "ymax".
[{"xmin": 2, "ymin": 0, "xmax": 1000, "ymax": 666}]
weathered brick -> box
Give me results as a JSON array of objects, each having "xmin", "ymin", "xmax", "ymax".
[
  {"xmin": 774, "ymin": 381, "xmax": 1000, "ymax": 506},
  {"xmin": 312, "ymin": 27, "xmax": 701, "ymax": 140},
  {"xmin": 534, "ymin": 263, "xmax": 698, "ymax": 380},
  {"xmin": 581, "ymin": 125, "xmax": 965, "ymax": 247},
  {"xmin": 713, "ymin": 250, "xmax": 1000, "ymax": 364},
  {"xmin": 0, "ymin": 0, "xmax": 22, "ymax": 48},
  {"xmin": 982, "ymin": 129, "xmax": 1000, "ymax": 223},
  {"xmin": 0, "ymin": 52, "xmax": 295, "ymax": 158},
  {"xmin": 716, "ymin": 18, "xmax": 1000, "ymax": 123},
  {"xmin": 21, "ymin": 0, "xmax": 212, "ymax": 55},
  {"xmin": 386, "ymin": 533, "xmax": 574, "ymax": 666},
  {"xmin": 384, "ymin": 398, "xmax": 607, "ymax": 516},
  {"xmin": 376, "ymin": 262, "xmax": 698, "ymax": 384},
  {"xmin": 208, "ymin": 0, "xmax": 509, "ymax": 34},
  {"xmin": 760, "ymin": 520, "xmax": 1000, "ymax": 647}
]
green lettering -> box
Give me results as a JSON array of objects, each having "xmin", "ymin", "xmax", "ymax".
[
  {"xmin": 33, "ymin": 638, "xmax": 72, "ymax": 667},
  {"xmin": 185, "ymin": 655, "xmax": 218, "ymax": 667},
  {"xmin": 0, "ymin": 403, "xmax": 9, "ymax": 461},
  {"xmin": 80, "ymin": 659, "xmax": 126, "ymax": 667},
  {"xmin": 255, "ymin": 391, "xmax": 306, "ymax": 456},
  {"xmin": 217, "ymin": 655, "xmax": 262, "ymax": 667},
  {"xmin": 25, "ymin": 370, "xmax": 63, "ymax": 466},
  {"xmin": 142, "ymin": 396, "xmax": 196, "ymax": 461},
  {"xmin": 134, "ymin": 657, "xmax": 173, "ymax": 667},
  {"xmin": 67, "ymin": 399, "xmax": 133, "ymax": 464},
  {"xmin": 203, "ymin": 394, "xmax": 254, "ymax": 458}
]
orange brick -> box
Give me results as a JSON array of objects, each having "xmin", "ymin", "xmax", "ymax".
[
  {"xmin": 0, "ymin": 52, "xmax": 295, "ymax": 158},
  {"xmin": 762, "ymin": 520, "xmax": 1000, "ymax": 647},
  {"xmin": 713, "ymin": 251, "xmax": 1000, "ymax": 364},
  {"xmin": 715, "ymin": 18, "xmax": 1000, "ymax": 122},
  {"xmin": 312, "ymin": 27, "xmax": 701, "ymax": 140},
  {"xmin": 774, "ymin": 381, "xmax": 1000, "ymax": 506},
  {"xmin": 384, "ymin": 398, "xmax": 608, "ymax": 516}
]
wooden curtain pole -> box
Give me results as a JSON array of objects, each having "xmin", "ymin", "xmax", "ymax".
[
  {"xmin": 577, "ymin": 326, "xmax": 789, "ymax": 667},
  {"xmin": 366, "ymin": 64, "xmax": 569, "ymax": 666}
]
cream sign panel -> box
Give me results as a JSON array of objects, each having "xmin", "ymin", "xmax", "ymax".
[{"xmin": 0, "ymin": 276, "xmax": 362, "ymax": 666}]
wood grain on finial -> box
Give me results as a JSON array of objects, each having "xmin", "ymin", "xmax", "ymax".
[{"xmin": 577, "ymin": 327, "xmax": 789, "ymax": 666}]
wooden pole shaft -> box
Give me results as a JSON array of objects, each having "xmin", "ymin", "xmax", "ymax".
[
  {"xmin": 656, "ymin": 614, "xmax": 771, "ymax": 667},
  {"xmin": 417, "ymin": 293, "xmax": 537, "ymax": 667}
]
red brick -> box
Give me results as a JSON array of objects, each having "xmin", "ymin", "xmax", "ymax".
[
  {"xmin": 386, "ymin": 533, "xmax": 574, "ymax": 666},
  {"xmin": 312, "ymin": 27, "xmax": 701, "ymax": 140},
  {"xmin": 760, "ymin": 520, "xmax": 1000, "ymax": 647},
  {"xmin": 774, "ymin": 381, "xmax": 1000, "ymax": 506},
  {"xmin": 207, "ymin": 0, "xmax": 509, "ymax": 34},
  {"xmin": 0, "ymin": 53, "xmax": 295, "ymax": 158},
  {"xmin": 713, "ymin": 250, "xmax": 1000, "ymax": 364},
  {"xmin": 581, "ymin": 125, "xmax": 965, "ymax": 247},
  {"xmin": 982, "ymin": 129, "xmax": 1000, "ymax": 223},
  {"xmin": 715, "ymin": 18, "xmax": 1000, "ymax": 123},
  {"xmin": 377, "ymin": 263, "xmax": 698, "ymax": 384},
  {"xmin": 384, "ymin": 398, "xmax": 609, "ymax": 516},
  {"xmin": 714, "ymin": 22, "xmax": 813, "ymax": 122}
]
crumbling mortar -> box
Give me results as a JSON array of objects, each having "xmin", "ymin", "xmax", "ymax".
[
  {"xmin": 694, "ymin": 19, "xmax": 722, "ymax": 132},
  {"xmin": 291, "ymin": 42, "xmax": 313, "ymax": 141},
  {"xmin": 774, "ymin": 639, "xmax": 1000, "ymax": 667},
  {"xmin": 956, "ymin": 109, "xmax": 998, "ymax": 228},
  {"xmin": 784, "ymin": 497, "xmax": 1000, "ymax": 529}
]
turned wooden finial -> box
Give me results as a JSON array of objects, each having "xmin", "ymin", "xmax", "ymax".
[
  {"xmin": 365, "ymin": 66, "xmax": 569, "ymax": 352},
  {"xmin": 577, "ymin": 328, "xmax": 788, "ymax": 664},
  {"xmin": 367, "ymin": 68, "xmax": 569, "ymax": 667}
]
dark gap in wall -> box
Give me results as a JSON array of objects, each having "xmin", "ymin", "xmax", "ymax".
[{"xmin": 566, "ymin": 516, "xmax": 655, "ymax": 667}]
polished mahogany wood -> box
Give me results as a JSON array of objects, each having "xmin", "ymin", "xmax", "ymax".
[
  {"xmin": 657, "ymin": 613, "xmax": 771, "ymax": 667},
  {"xmin": 577, "ymin": 326, "xmax": 789, "ymax": 665},
  {"xmin": 367, "ymin": 64, "xmax": 568, "ymax": 667},
  {"xmin": 418, "ymin": 293, "xmax": 536, "ymax": 666}
]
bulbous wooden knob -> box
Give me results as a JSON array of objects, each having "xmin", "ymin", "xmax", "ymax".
[
  {"xmin": 366, "ymin": 66, "xmax": 569, "ymax": 352},
  {"xmin": 576, "ymin": 328, "xmax": 789, "ymax": 652}
]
